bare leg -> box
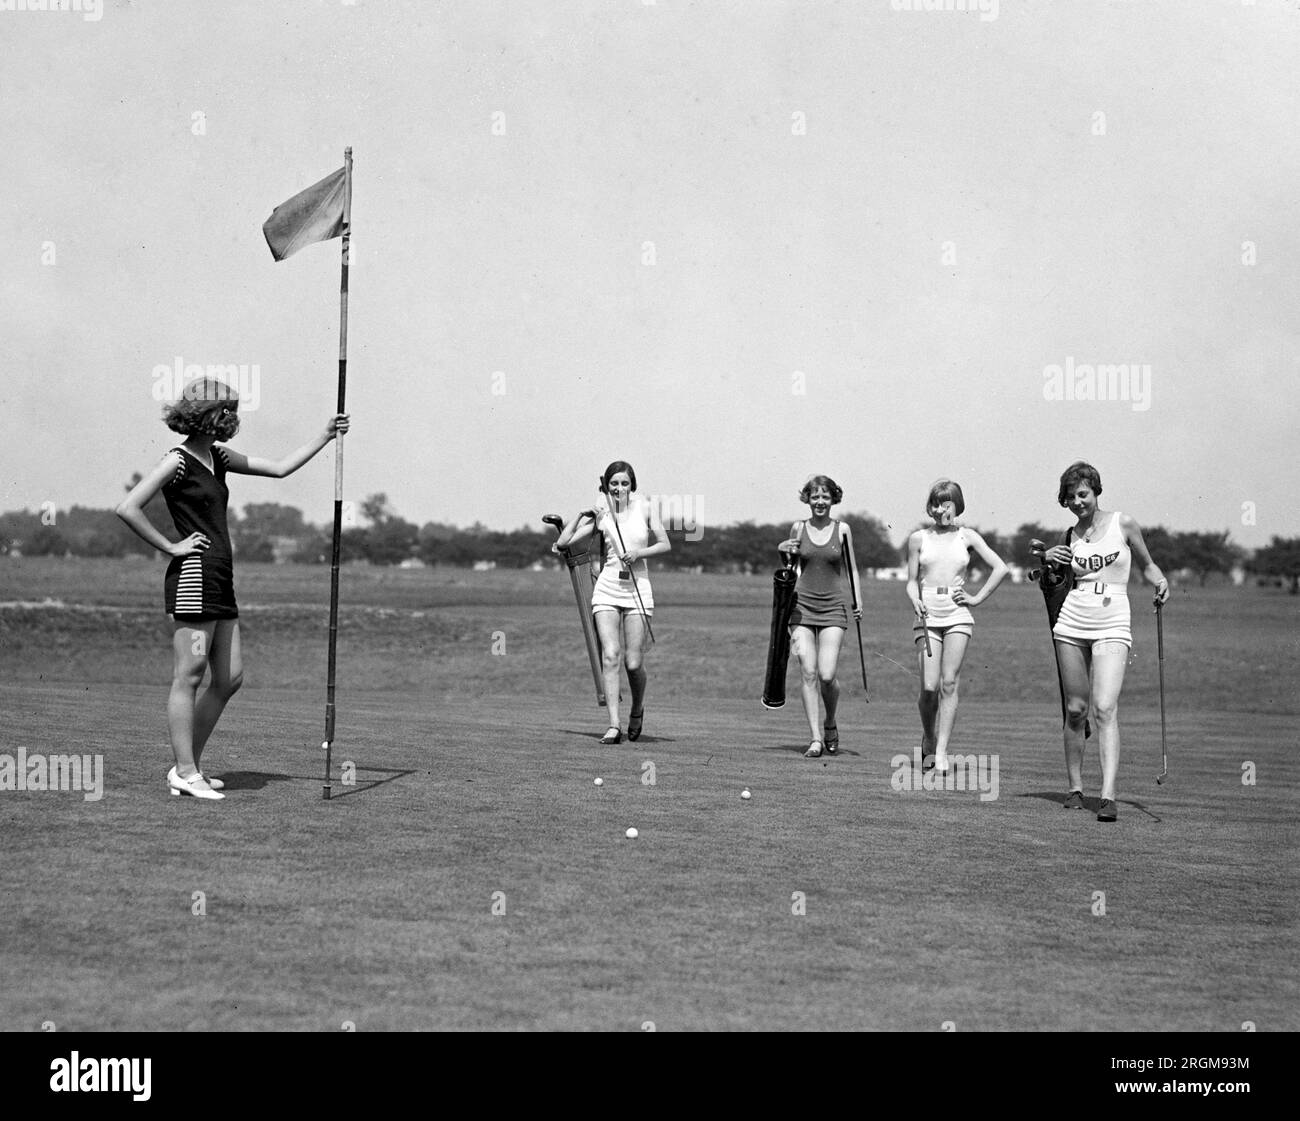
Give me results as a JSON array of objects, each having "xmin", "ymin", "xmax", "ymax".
[
  {"xmin": 934, "ymin": 632, "xmax": 970, "ymax": 769},
  {"xmin": 816, "ymin": 627, "xmax": 845, "ymax": 731},
  {"xmin": 916, "ymin": 633, "xmax": 941, "ymax": 759},
  {"xmin": 168, "ymin": 620, "xmax": 215, "ymax": 779},
  {"xmin": 623, "ymin": 612, "xmax": 648, "ymax": 716},
  {"xmin": 191, "ymin": 619, "xmax": 243, "ymax": 770},
  {"xmin": 595, "ymin": 610, "xmax": 624, "ymax": 731},
  {"xmin": 790, "ymin": 626, "xmax": 821, "ymax": 747},
  {"xmin": 1089, "ymin": 643, "xmax": 1129, "ymax": 802},
  {"xmin": 1055, "ymin": 641, "xmax": 1092, "ymax": 794}
]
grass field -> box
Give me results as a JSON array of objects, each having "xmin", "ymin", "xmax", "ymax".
[{"xmin": 1, "ymin": 557, "xmax": 1296, "ymax": 1031}]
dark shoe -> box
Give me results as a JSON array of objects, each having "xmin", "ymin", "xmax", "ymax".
[
  {"xmin": 824, "ymin": 725, "xmax": 838, "ymax": 755},
  {"xmin": 1097, "ymin": 799, "xmax": 1118, "ymax": 822},
  {"xmin": 600, "ymin": 727, "xmax": 622, "ymax": 745},
  {"xmin": 1063, "ymin": 790, "xmax": 1085, "ymax": 811},
  {"xmin": 627, "ymin": 710, "xmax": 644, "ymax": 741}
]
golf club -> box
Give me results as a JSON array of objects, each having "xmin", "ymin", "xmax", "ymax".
[
  {"xmin": 1155, "ymin": 598, "xmax": 1168, "ymax": 784},
  {"xmin": 597, "ymin": 480, "xmax": 655, "ymax": 645},
  {"xmin": 841, "ymin": 528, "xmax": 868, "ymax": 699},
  {"xmin": 917, "ymin": 574, "xmax": 932, "ymax": 658}
]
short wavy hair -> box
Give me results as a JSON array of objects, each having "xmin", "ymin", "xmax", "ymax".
[
  {"xmin": 1057, "ymin": 461, "xmax": 1102, "ymax": 507},
  {"xmin": 926, "ymin": 478, "xmax": 965, "ymax": 519},
  {"xmin": 799, "ymin": 475, "xmax": 843, "ymax": 505},
  {"xmin": 601, "ymin": 460, "xmax": 637, "ymax": 494},
  {"xmin": 163, "ymin": 377, "xmax": 240, "ymax": 439}
]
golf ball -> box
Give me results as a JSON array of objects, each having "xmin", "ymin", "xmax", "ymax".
[
  {"xmin": 741, "ymin": 789, "xmax": 751, "ymax": 800},
  {"xmin": 594, "ymin": 778, "xmax": 604, "ymax": 787},
  {"xmin": 625, "ymin": 827, "xmax": 638, "ymax": 839}
]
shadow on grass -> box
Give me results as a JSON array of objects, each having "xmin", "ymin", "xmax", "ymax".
[
  {"xmin": 758, "ymin": 743, "xmax": 858, "ymax": 758},
  {"xmin": 208, "ymin": 767, "xmax": 416, "ymax": 799},
  {"xmin": 204, "ymin": 771, "xmax": 293, "ymax": 792},
  {"xmin": 1019, "ymin": 791, "xmax": 1163, "ymax": 822},
  {"xmin": 560, "ymin": 728, "xmax": 677, "ymax": 745},
  {"xmin": 325, "ymin": 766, "xmax": 417, "ymax": 800}
]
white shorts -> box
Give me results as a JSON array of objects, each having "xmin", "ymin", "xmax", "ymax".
[{"xmin": 591, "ymin": 566, "xmax": 654, "ymax": 616}]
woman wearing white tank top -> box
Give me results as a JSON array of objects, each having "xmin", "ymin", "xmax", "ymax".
[
  {"xmin": 1044, "ymin": 462, "xmax": 1169, "ymax": 822},
  {"xmin": 905, "ymin": 479, "xmax": 1009, "ymax": 776}
]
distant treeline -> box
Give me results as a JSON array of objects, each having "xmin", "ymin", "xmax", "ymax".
[{"xmin": 3, "ymin": 489, "xmax": 1298, "ymax": 590}]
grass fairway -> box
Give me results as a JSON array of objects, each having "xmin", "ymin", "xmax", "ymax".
[{"xmin": 1, "ymin": 559, "xmax": 1295, "ymax": 1031}]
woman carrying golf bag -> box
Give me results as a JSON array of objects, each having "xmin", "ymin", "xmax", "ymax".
[
  {"xmin": 905, "ymin": 479, "xmax": 1009, "ymax": 777},
  {"xmin": 554, "ymin": 461, "xmax": 669, "ymax": 745},
  {"xmin": 1045, "ymin": 462, "xmax": 1169, "ymax": 822},
  {"xmin": 778, "ymin": 475, "xmax": 862, "ymax": 758}
]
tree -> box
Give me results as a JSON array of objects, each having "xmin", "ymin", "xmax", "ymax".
[
  {"xmin": 964, "ymin": 526, "xmax": 1011, "ymax": 577},
  {"xmin": 239, "ymin": 503, "xmax": 307, "ymax": 538},
  {"xmin": 122, "ymin": 472, "xmax": 176, "ymax": 553},
  {"xmin": 1252, "ymin": 536, "xmax": 1300, "ymax": 594},
  {"xmin": 1172, "ymin": 531, "xmax": 1241, "ymax": 586},
  {"xmin": 838, "ymin": 512, "xmax": 898, "ymax": 570},
  {"xmin": 1009, "ymin": 522, "xmax": 1059, "ymax": 568},
  {"xmin": 361, "ymin": 494, "xmax": 396, "ymax": 525},
  {"xmin": 0, "ymin": 510, "xmax": 42, "ymax": 554},
  {"xmin": 1140, "ymin": 525, "xmax": 1177, "ymax": 570}
]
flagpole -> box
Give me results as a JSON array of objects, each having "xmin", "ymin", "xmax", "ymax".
[{"xmin": 323, "ymin": 146, "xmax": 352, "ymax": 800}]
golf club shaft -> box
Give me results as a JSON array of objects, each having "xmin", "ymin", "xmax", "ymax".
[
  {"xmin": 918, "ymin": 576, "xmax": 932, "ymax": 657},
  {"xmin": 1157, "ymin": 600, "xmax": 1167, "ymax": 775},
  {"xmin": 855, "ymin": 617, "xmax": 869, "ymax": 699},
  {"xmin": 598, "ymin": 486, "xmax": 655, "ymax": 644}
]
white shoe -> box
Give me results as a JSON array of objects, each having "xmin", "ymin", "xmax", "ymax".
[
  {"xmin": 168, "ymin": 765, "xmax": 225, "ymax": 791},
  {"xmin": 167, "ymin": 766, "xmax": 224, "ymax": 800}
]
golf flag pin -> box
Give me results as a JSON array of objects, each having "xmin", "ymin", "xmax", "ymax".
[
  {"xmin": 262, "ymin": 166, "xmax": 347, "ymax": 261},
  {"xmin": 262, "ymin": 150, "xmax": 353, "ymax": 799}
]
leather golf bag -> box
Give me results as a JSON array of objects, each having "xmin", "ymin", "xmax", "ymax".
[
  {"xmin": 1031, "ymin": 532, "xmax": 1090, "ymax": 737},
  {"xmin": 761, "ymin": 564, "xmax": 799, "ymax": 709}
]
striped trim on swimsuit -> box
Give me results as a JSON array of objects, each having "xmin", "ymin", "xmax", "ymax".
[{"xmin": 174, "ymin": 554, "xmax": 205, "ymax": 614}]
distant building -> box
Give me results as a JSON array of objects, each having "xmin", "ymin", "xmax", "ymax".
[
  {"xmin": 472, "ymin": 559, "xmax": 497, "ymax": 572},
  {"xmin": 873, "ymin": 566, "xmax": 909, "ymax": 581}
]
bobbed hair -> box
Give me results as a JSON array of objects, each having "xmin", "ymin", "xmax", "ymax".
[
  {"xmin": 799, "ymin": 475, "xmax": 843, "ymax": 505},
  {"xmin": 163, "ymin": 377, "xmax": 240, "ymax": 439},
  {"xmin": 926, "ymin": 478, "xmax": 965, "ymax": 519},
  {"xmin": 1057, "ymin": 461, "xmax": 1102, "ymax": 507},
  {"xmin": 601, "ymin": 460, "xmax": 637, "ymax": 494}
]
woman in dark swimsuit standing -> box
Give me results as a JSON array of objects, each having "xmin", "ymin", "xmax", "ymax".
[{"xmin": 778, "ymin": 475, "xmax": 863, "ymax": 758}]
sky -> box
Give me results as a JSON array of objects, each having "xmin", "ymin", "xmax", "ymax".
[{"xmin": 2, "ymin": 0, "xmax": 1297, "ymax": 550}]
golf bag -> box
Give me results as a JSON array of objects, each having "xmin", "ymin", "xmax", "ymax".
[
  {"xmin": 761, "ymin": 564, "xmax": 799, "ymax": 709},
  {"xmin": 1031, "ymin": 531, "xmax": 1091, "ymax": 737}
]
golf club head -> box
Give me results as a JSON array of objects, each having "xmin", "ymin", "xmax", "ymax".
[
  {"xmin": 1156, "ymin": 772, "xmax": 1167, "ymax": 785},
  {"xmin": 542, "ymin": 514, "xmax": 564, "ymax": 532}
]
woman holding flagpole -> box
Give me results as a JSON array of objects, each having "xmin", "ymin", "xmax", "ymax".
[
  {"xmin": 116, "ymin": 377, "xmax": 348, "ymax": 800},
  {"xmin": 777, "ymin": 475, "xmax": 862, "ymax": 758},
  {"xmin": 554, "ymin": 461, "xmax": 670, "ymax": 744}
]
